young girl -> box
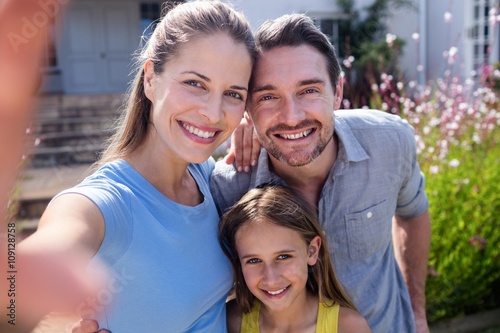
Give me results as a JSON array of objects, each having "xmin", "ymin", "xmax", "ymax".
[{"xmin": 219, "ymin": 184, "xmax": 371, "ymax": 333}]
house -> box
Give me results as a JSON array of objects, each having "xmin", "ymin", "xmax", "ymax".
[{"xmin": 37, "ymin": 0, "xmax": 499, "ymax": 95}]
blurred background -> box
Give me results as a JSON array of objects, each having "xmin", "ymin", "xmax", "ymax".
[{"xmin": 3, "ymin": 0, "xmax": 499, "ymax": 332}]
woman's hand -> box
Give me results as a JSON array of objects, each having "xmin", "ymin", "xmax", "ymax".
[{"xmin": 223, "ymin": 112, "xmax": 261, "ymax": 172}]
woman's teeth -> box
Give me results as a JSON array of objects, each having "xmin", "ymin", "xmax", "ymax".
[{"xmin": 183, "ymin": 123, "xmax": 216, "ymax": 138}]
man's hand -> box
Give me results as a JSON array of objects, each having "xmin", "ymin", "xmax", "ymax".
[
  {"xmin": 414, "ymin": 314, "xmax": 430, "ymax": 333},
  {"xmin": 392, "ymin": 210, "xmax": 431, "ymax": 333},
  {"xmin": 223, "ymin": 112, "xmax": 261, "ymax": 172},
  {"xmin": 71, "ymin": 319, "xmax": 109, "ymax": 333}
]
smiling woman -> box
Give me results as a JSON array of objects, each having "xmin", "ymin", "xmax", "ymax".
[{"xmin": 17, "ymin": 1, "xmax": 256, "ymax": 332}]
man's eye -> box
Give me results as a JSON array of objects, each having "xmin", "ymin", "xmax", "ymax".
[
  {"xmin": 305, "ymin": 88, "xmax": 317, "ymax": 94},
  {"xmin": 260, "ymin": 95, "xmax": 273, "ymax": 101},
  {"xmin": 277, "ymin": 254, "xmax": 290, "ymax": 260}
]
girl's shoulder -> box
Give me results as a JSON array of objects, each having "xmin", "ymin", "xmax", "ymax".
[
  {"xmin": 338, "ymin": 306, "xmax": 372, "ymax": 333},
  {"xmin": 226, "ymin": 298, "xmax": 243, "ymax": 333}
]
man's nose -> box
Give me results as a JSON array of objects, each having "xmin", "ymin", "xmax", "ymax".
[{"xmin": 279, "ymin": 95, "xmax": 306, "ymax": 125}]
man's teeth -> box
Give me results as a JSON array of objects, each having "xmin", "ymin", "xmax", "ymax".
[
  {"xmin": 280, "ymin": 129, "xmax": 312, "ymax": 140},
  {"xmin": 183, "ymin": 123, "xmax": 216, "ymax": 138},
  {"xmin": 267, "ymin": 287, "xmax": 287, "ymax": 295}
]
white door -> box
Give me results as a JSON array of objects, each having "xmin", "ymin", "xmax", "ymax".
[{"xmin": 61, "ymin": 1, "xmax": 138, "ymax": 93}]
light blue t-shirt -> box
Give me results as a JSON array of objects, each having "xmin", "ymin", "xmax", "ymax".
[
  {"xmin": 59, "ymin": 158, "xmax": 233, "ymax": 332},
  {"xmin": 210, "ymin": 109, "xmax": 429, "ymax": 333}
]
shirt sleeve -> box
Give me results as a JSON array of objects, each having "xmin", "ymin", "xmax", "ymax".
[
  {"xmin": 395, "ymin": 120, "xmax": 429, "ymax": 218},
  {"xmin": 53, "ymin": 179, "xmax": 134, "ymax": 265}
]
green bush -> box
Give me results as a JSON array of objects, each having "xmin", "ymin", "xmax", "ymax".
[{"xmin": 368, "ymin": 74, "xmax": 500, "ymax": 322}]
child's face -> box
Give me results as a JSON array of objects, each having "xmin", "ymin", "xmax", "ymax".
[{"xmin": 235, "ymin": 220, "xmax": 321, "ymax": 313}]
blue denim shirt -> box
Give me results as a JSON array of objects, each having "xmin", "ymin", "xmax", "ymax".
[{"xmin": 210, "ymin": 109, "xmax": 429, "ymax": 333}]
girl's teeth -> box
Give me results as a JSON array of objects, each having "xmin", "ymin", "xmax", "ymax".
[
  {"xmin": 183, "ymin": 123, "xmax": 216, "ymax": 138},
  {"xmin": 267, "ymin": 287, "xmax": 286, "ymax": 295},
  {"xmin": 280, "ymin": 129, "xmax": 312, "ymax": 140}
]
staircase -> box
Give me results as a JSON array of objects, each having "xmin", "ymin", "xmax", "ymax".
[{"xmin": 15, "ymin": 93, "xmax": 125, "ymax": 235}]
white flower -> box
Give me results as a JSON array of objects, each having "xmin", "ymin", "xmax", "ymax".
[
  {"xmin": 386, "ymin": 33, "xmax": 396, "ymax": 46},
  {"xmin": 429, "ymin": 165, "xmax": 439, "ymax": 174},
  {"xmin": 444, "ymin": 12, "xmax": 452, "ymax": 23},
  {"xmin": 449, "ymin": 159, "xmax": 460, "ymax": 167}
]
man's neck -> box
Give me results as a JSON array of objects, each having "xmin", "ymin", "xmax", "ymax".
[{"xmin": 269, "ymin": 135, "xmax": 338, "ymax": 207}]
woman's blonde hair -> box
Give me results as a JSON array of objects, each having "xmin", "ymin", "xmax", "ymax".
[
  {"xmin": 96, "ymin": 0, "xmax": 255, "ymax": 167},
  {"xmin": 219, "ymin": 184, "xmax": 357, "ymax": 313}
]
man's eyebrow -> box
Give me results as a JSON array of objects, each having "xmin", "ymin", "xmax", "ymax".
[
  {"xmin": 252, "ymin": 79, "xmax": 326, "ymax": 94},
  {"xmin": 252, "ymin": 84, "xmax": 276, "ymax": 94},
  {"xmin": 299, "ymin": 78, "xmax": 325, "ymax": 86}
]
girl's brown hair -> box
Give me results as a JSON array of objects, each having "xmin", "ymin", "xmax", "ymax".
[{"xmin": 219, "ymin": 184, "xmax": 357, "ymax": 313}]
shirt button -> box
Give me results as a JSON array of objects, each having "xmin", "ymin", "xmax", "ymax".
[{"xmin": 367, "ymin": 212, "xmax": 373, "ymax": 219}]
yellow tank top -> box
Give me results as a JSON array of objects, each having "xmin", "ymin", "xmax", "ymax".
[{"xmin": 240, "ymin": 300, "xmax": 340, "ymax": 333}]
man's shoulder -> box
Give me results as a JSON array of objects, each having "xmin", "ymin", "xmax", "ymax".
[
  {"xmin": 335, "ymin": 109, "xmax": 414, "ymax": 139},
  {"xmin": 335, "ymin": 109, "xmax": 405, "ymax": 128}
]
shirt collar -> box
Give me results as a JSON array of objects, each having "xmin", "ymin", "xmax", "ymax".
[
  {"xmin": 334, "ymin": 114, "xmax": 369, "ymax": 163},
  {"xmin": 254, "ymin": 112, "xmax": 370, "ymax": 185}
]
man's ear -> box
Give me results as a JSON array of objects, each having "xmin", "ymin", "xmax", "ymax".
[
  {"xmin": 143, "ymin": 60, "xmax": 155, "ymax": 101},
  {"xmin": 334, "ymin": 76, "xmax": 344, "ymax": 110},
  {"xmin": 307, "ymin": 235, "xmax": 322, "ymax": 266}
]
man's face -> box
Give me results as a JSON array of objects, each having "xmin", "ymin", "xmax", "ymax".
[{"xmin": 248, "ymin": 45, "xmax": 342, "ymax": 167}]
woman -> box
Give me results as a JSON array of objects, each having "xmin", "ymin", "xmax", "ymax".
[{"xmin": 19, "ymin": 1, "xmax": 255, "ymax": 331}]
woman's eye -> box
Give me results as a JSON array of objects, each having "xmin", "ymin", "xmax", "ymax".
[
  {"xmin": 277, "ymin": 254, "xmax": 290, "ymax": 260},
  {"xmin": 185, "ymin": 80, "xmax": 202, "ymax": 88},
  {"xmin": 247, "ymin": 258, "xmax": 260, "ymax": 264},
  {"xmin": 227, "ymin": 91, "xmax": 243, "ymax": 100}
]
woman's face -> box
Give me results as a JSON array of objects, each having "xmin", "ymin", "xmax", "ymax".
[{"xmin": 144, "ymin": 32, "xmax": 252, "ymax": 164}]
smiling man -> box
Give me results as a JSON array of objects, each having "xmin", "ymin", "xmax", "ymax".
[{"xmin": 211, "ymin": 14, "xmax": 431, "ymax": 333}]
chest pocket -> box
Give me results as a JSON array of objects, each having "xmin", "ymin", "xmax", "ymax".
[{"xmin": 344, "ymin": 200, "xmax": 392, "ymax": 262}]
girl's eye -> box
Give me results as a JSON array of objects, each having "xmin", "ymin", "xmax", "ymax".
[{"xmin": 247, "ymin": 258, "xmax": 260, "ymax": 264}]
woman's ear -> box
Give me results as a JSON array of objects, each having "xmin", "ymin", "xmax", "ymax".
[
  {"xmin": 307, "ymin": 235, "xmax": 322, "ymax": 266},
  {"xmin": 143, "ymin": 60, "xmax": 155, "ymax": 101}
]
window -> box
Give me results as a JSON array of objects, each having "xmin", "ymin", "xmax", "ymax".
[
  {"xmin": 140, "ymin": 3, "xmax": 161, "ymax": 41},
  {"xmin": 470, "ymin": 0, "xmax": 497, "ymax": 70},
  {"xmin": 312, "ymin": 18, "xmax": 342, "ymax": 57},
  {"xmin": 140, "ymin": 1, "xmax": 186, "ymax": 43},
  {"xmin": 43, "ymin": 27, "xmax": 58, "ymax": 69}
]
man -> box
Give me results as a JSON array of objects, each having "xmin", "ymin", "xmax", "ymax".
[
  {"xmin": 211, "ymin": 14, "xmax": 431, "ymax": 333},
  {"xmin": 75, "ymin": 13, "xmax": 431, "ymax": 333}
]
